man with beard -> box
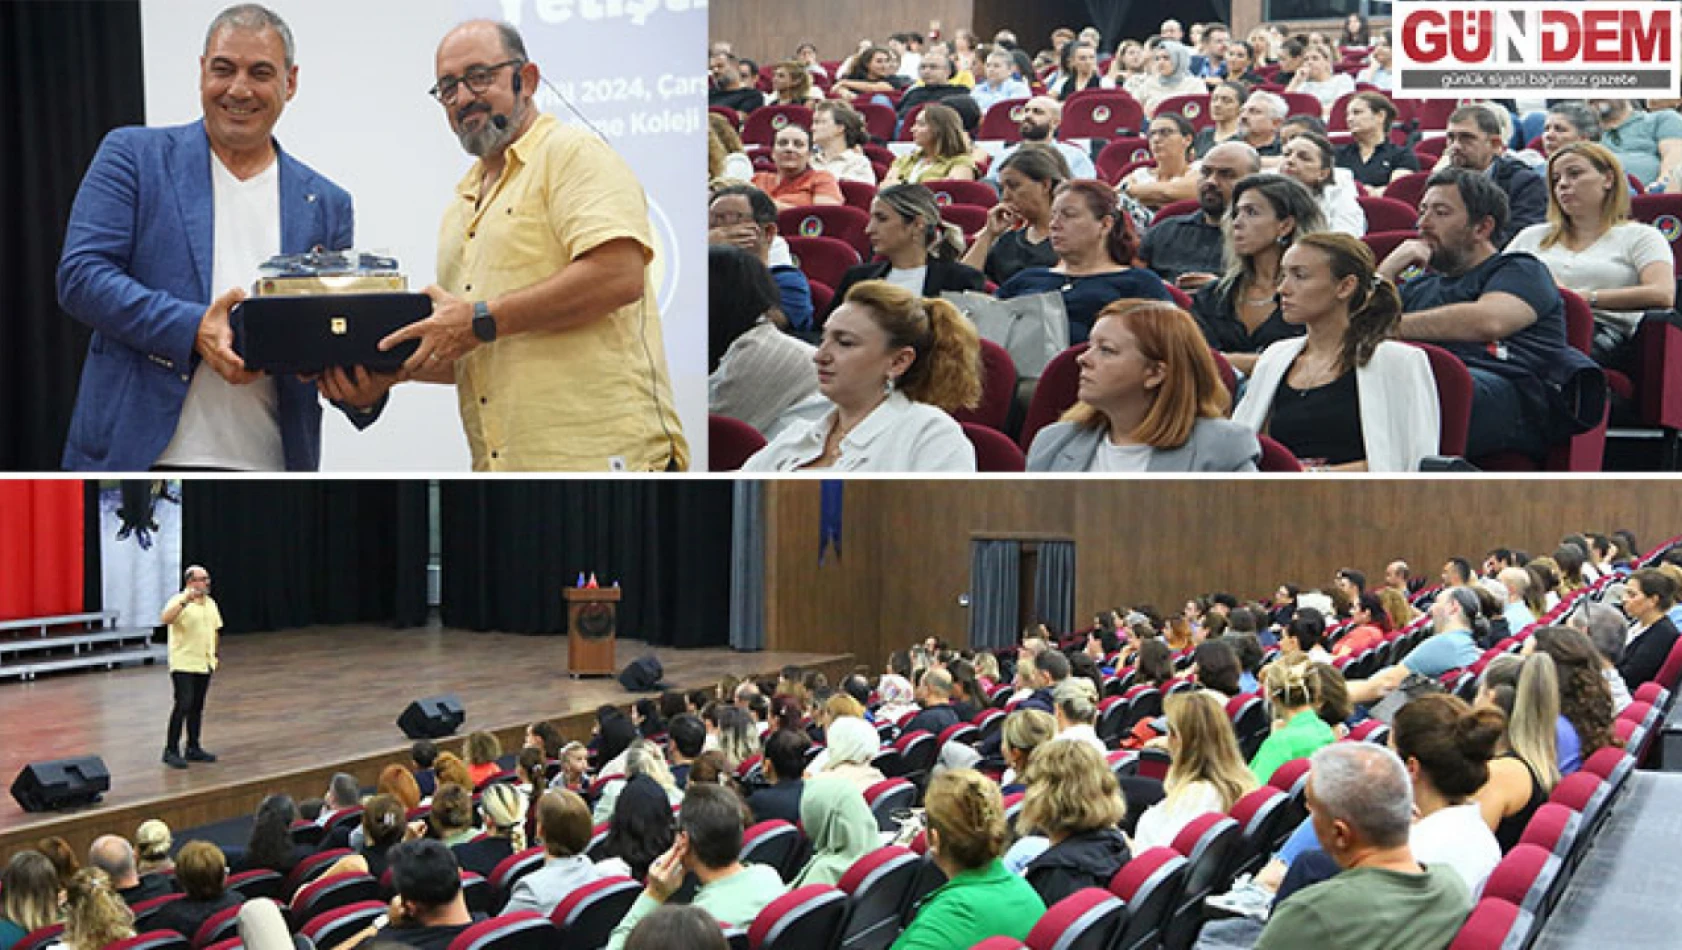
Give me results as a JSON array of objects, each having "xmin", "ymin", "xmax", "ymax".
[
  {"xmin": 1239, "ymin": 90, "xmax": 1287, "ymax": 160},
  {"xmin": 384, "ymin": 20, "xmax": 686, "ymax": 471},
  {"xmin": 708, "ymin": 50, "xmax": 764, "ymax": 115},
  {"xmin": 896, "ymin": 50, "xmax": 974, "ymax": 122},
  {"xmin": 1377, "ymin": 168, "xmax": 1575, "ymax": 460},
  {"xmin": 1138, "ymin": 142, "xmax": 1259, "ymax": 288},
  {"xmin": 1588, "ymin": 98, "xmax": 1682, "ymax": 192},
  {"xmin": 984, "ymin": 96, "xmax": 1095, "ymax": 182}
]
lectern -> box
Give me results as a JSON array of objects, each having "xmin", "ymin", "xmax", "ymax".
[{"xmin": 565, "ymin": 586, "xmax": 620, "ymax": 677}]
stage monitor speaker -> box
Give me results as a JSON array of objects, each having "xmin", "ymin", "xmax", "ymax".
[
  {"xmin": 397, "ymin": 694, "xmax": 465, "ymax": 739},
  {"xmin": 11, "ymin": 756, "xmax": 111, "ymax": 812}
]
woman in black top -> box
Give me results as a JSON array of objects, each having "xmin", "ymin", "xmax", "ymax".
[
  {"xmin": 150, "ymin": 842, "xmax": 239, "ymax": 943},
  {"xmin": 1617, "ymin": 569, "xmax": 1681, "ymax": 689},
  {"xmin": 234, "ymin": 794, "xmax": 312, "ymax": 875},
  {"xmin": 829, "ymin": 184, "xmax": 985, "ymax": 321},
  {"xmin": 962, "ymin": 146, "xmax": 1067, "ymax": 286},
  {"xmin": 1192, "ymin": 174, "xmax": 1326, "ymax": 375},
  {"xmin": 1053, "ymin": 42, "xmax": 1105, "ymax": 100},
  {"xmin": 1334, "ymin": 92, "xmax": 1419, "ymax": 190},
  {"xmin": 1476, "ymin": 654, "xmax": 1559, "ymax": 852}
]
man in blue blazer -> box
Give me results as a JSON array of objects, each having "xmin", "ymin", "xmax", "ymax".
[{"xmin": 57, "ymin": 4, "xmax": 387, "ymax": 471}]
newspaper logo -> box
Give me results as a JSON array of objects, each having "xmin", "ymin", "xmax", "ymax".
[{"xmin": 1394, "ymin": 2, "xmax": 1680, "ymax": 98}]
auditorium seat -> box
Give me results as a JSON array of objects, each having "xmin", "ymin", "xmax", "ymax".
[
  {"xmin": 778, "ymin": 205, "xmax": 871, "ymax": 259},
  {"xmin": 1549, "ymin": 772, "xmax": 1611, "ymax": 854},
  {"xmin": 549, "ymin": 875, "xmax": 641, "ymax": 949},
  {"xmin": 287, "ymin": 872, "xmax": 379, "ymax": 930},
  {"xmin": 107, "ymin": 932, "xmax": 190, "ymax": 950},
  {"xmin": 443, "ymin": 911, "xmax": 554, "ymax": 950},
  {"xmin": 963, "ymin": 423, "xmax": 1027, "ymax": 472},
  {"xmin": 838, "ymin": 846, "xmax": 919, "ymax": 950},
  {"xmin": 968, "ymin": 939, "xmax": 1026, "ymax": 950},
  {"xmin": 1383, "ymin": 171, "xmax": 1432, "ymax": 209},
  {"xmin": 742, "ymin": 105, "xmax": 814, "ymax": 149},
  {"xmin": 1059, "ymin": 92, "xmax": 1147, "ymax": 139},
  {"xmin": 786, "ymin": 235, "xmax": 862, "ymax": 294},
  {"xmin": 1267, "ymin": 757, "xmax": 1313, "ymax": 821},
  {"xmin": 1356, "ymin": 195, "xmax": 1419, "ymax": 233},
  {"xmin": 893, "ymin": 730, "xmax": 939, "ymax": 787},
  {"xmin": 978, "ymin": 99, "xmax": 1032, "ymax": 142},
  {"xmin": 1136, "ymin": 747, "xmax": 1172, "ymax": 782},
  {"xmin": 1164, "ymin": 814, "xmax": 1242, "ymax": 949},
  {"xmin": 1225, "ymin": 693, "xmax": 1270, "ymax": 761},
  {"xmin": 937, "ymin": 721, "xmax": 981, "ymax": 751},
  {"xmin": 939, "ymin": 203, "xmax": 991, "ymax": 239},
  {"xmin": 1153, "ymin": 94, "xmax": 1213, "ymax": 131},
  {"xmin": 319, "ymin": 806, "xmax": 363, "ymax": 839},
  {"xmin": 1149, "ymin": 198, "xmax": 1201, "ymax": 227},
  {"xmin": 1410, "ymin": 342, "xmax": 1473, "ymax": 458},
  {"xmin": 298, "ymin": 901, "xmax": 386, "ymax": 950},
  {"xmin": 709, "ymin": 415, "xmax": 768, "ymax": 472},
  {"xmin": 709, "ymin": 106, "xmax": 741, "ymax": 130},
  {"xmin": 1227, "ymin": 787, "xmax": 1292, "ymax": 879},
  {"xmin": 839, "ymin": 179, "xmax": 876, "ymax": 211},
  {"xmin": 225, "ymin": 870, "xmax": 283, "ymax": 903},
  {"xmin": 925, "ymin": 179, "xmax": 998, "ymax": 210},
  {"xmin": 1002, "ymin": 791, "xmax": 1027, "ymax": 835},
  {"xmin": 741, "ymin": 820, "xmax": 805, "ymax": 881},
  {"xmin": 1346, "ymin": 719, "xmax": 1390, "ymax": 744},
  {"xmin": 1519, "ymin": 803, "xmax": 1581, "ymax": 862},
  {"xmin": 747, "ymin": 884, "xmax": 850, "ymax": 950},
  {"xmin": 1017, "ymin": 342, "xmax": 1085, "ymax": 451},
  {"xmin": 1257, "ymin": 434, "xmax": 1305, "ymax": 472},
  {"xmin": 1448, "ymin": 898, "xmax": 1531, "ymax": 950},
  {"xmin": 855, "ymin": 103, "xmax": 897, "ymax": 143},
  {"xmin": 1096, "ymin": 138, "xmax": 1153, "ymax": 183},
  {"xmin": 1024, "ymin": 889, "xmax": 1127, "ymax": 950},
  {"xmin": 281, "ymin": 848, "xmax": 351, "ymax": 899},
  {"xmin": 1108, "ymin": 847, "xmax": 1187, "ymax": 950},
  {"xmin": 489, "ymin": 847, "xmax": 546, "ymax": 908},
  {"xmin": 132, "ymin": 894, "xmax": 185, "ymax": 932},
  {"xmin": 191, "ymin": 905, "xmax": 243, "ymax": 950},
  {"xmin": 1280, "ymin": 92, "xmax": 1326, "ymax": 121},
  {"xmin": 289, "ymin": 819, "xmax": 324, "ymax": 848}
]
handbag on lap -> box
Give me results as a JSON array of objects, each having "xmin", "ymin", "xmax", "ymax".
[{"xmin": 941, "ymin": 289, "xmax": 1070, "ymax": 380}]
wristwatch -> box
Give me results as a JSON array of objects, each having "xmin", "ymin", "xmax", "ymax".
[{"xmin": 472, "ymin": 301, "xmax": 498, "ymax": 343}]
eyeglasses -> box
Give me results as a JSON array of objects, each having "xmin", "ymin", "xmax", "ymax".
[{"xmin": 429, "ymin": 59, "xmax": 524, "ymax": 103}]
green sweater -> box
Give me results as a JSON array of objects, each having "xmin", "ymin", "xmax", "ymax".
[
  {"xmin": 890, "ymin": 859, "xmax": 1046, "ymax": 950},
  {"xmin": 1255, "ymin": 864, "xmax": 1471, "ymax": 950},
  {"xmin": 1250, "ymin": 710, "xmax": 1337, "ymax": 784},
  {"xmin": 606, "ymin": 863, "xmax": 786, "ymax": 950}
]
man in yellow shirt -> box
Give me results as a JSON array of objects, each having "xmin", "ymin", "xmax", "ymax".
[
  {"xmin": 160, "ymin": 565, "xmax": 222, "ymax": 769},
  {"xmin": 381, "ymin": 20, "xmax": 687, "ymax": 471}
]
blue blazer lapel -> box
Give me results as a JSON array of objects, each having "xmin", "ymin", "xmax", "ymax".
[
  {"xmin": 276, "ymin": 142, "xmax": 322, "ymax": 254},
  {"xmin": 168, "ymin": 121, "xmax": 215, "ymax": 301}
]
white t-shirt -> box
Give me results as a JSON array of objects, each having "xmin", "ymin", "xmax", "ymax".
[
  {"xmin": 1506, "ymin": 222, "xmax": 1675, "ymax": 333},
  {"xmin": 885, "ymin": 265, "xmax": 928, "ymax": 295},
  {"xmin": 1094, "ymin": 438, "xmax": 1154, "ymax": 472},
  {"xmin": 1411, "ymin": 802, "xmax": 1502, "ymax": 896},
  {"xmin": 1132, "ymin": 780, "xmax": 1228, "ymax": 852},
  {"xmin": 156, "ymin": 153, "xmax": 284, "ymax": 470}
]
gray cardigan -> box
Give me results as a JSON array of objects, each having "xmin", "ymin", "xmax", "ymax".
[{"xmin": 1026, "ymin": 417, "xmax": 1260, "ymax": 472}]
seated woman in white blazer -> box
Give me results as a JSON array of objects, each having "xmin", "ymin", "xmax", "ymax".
[
  {"xmin": 1233, "ymin": 232, "xmax": 1440, "ymax": 472},
  {"xmin": 744, "ymin": 280, "xmax": 982, "ymax": 472}
]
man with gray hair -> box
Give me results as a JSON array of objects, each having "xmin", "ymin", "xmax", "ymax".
[
  {"xmin": 902, "ymin": 667, "xmax": 962, "ymax": 737},
  {"xmin": 1254, "ymin": 744, "xmax": 1471, "ymax": 949},
  {"xmin": 1239, "ymin": 91, "xmax": 1286, "ymax": 158},
  {"xmin": 1574, "ymin": 599, "xmax": 1634, "ymax": 712},
  {"xmin": 89, "ymin": 835, "xmax": 172, "ymax": 906},
  {"xmin": 970, "ymin": 49, "xmax": 1030, "ymax": 115},
  {"xmin": 160, "ymin": 565, "xmax": 223, "ymax": 769},
  {"xmin": 58, "ymin": 3, "xmax": 382, "ymax": 472}
]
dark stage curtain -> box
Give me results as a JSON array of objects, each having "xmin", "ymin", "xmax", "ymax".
[
  {"xmin": 1, "ymin": 2, "xmax": 145, "ymax": 470},
  {"xmin": 439, "ymin": 482, "xmax": 733, "ymax": 649},
  {"xmin": 181, "ymin": 482, "xmax": 430, "ymax": 634}
]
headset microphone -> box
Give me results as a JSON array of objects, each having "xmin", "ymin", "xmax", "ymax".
[{"xmin": 491, "ymin": 72, "xmax": 523, "ymax": 131}]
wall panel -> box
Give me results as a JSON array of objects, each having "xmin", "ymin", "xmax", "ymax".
[{"xmin": 765, "ymin": 480, "xmax": 1682, "ymax": 668}]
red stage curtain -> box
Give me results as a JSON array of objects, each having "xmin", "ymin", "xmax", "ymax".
[{"xmin": 0, "ymin": 481, "xmax": 84, "ymax": 621}]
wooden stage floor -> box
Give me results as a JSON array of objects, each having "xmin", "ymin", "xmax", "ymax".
[{"xmin": 0, "ymin": 624, "xmax": 852, "ymax": 857}]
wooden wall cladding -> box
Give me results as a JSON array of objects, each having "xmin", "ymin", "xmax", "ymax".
[
  {"xmin": 712, "ymin": 1, "xmax": 976, "ymax": 65},
  {"xmin": 765, "ymin": 480, "xmax": 1682, "ymax": 666}
]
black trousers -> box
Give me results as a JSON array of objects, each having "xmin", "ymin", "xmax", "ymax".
[{"xmin": 166, "ymin": 670, "xmax": 212, "ymax": 753}]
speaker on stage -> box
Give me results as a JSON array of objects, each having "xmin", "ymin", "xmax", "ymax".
[
  {"xmin": 11, "ymin": 756, "xmax": 111, "ymax": 812},
  {"xmin": 397, "ymin": 694, "xmax": 465, "ymax": 739}
]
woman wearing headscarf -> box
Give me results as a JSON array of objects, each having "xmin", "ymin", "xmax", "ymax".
[
  {"xmin": 813, "ymin": 716, "xmax": 887, "ymax": 792},
  {"xmin": 792, "ymin": 778, "xmax": 880, "ymax": 886},
  {"xmin": 1128, "ymin": 41, "xmax": 1207, "ymax": 118},
  {"xmin": 875, "ymin": 675, "xmax": 919, "ymax": 725}
]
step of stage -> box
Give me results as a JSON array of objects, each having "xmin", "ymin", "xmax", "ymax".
[{"xmin": 0, "ymin": 642, "xmax": 167, "ymax": 680}]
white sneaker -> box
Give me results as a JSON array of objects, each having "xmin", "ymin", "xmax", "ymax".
[{"xmin": 1206, "ymin": 874, "xmax": 1275, "ymax": 921}]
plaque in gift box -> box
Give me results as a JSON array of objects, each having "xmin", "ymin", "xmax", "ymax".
[{"xmin": 231, "ymin": 250, "xmax": 431, "ymax": 375}]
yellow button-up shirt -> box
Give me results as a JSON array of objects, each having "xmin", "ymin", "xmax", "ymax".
[
  {"xmin": 438, "ymin": 113, "xmax": 688, "ymax": 471},
  {"xmin": 166, "ymin": 594, "xmax": 221, "ymax": 674}
]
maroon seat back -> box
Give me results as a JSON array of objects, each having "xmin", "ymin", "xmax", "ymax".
[
  {"xmin": 963, "ymin": 423, "xmax": 1027, "ymax": 472},
  {"xmin": 709, "ymin": 415, "xmax": 768, "ymax": 472}
]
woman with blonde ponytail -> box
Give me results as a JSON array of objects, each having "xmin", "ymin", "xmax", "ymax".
[
  {"xmin": 828, "ymin": 184, "xmax": 985, "ymax": 319},
  {"xmin": 745, "ymin": 280, "xmax": 981, "ymax": 472},
  {"xmin": 1233, "ymin": 232, "xmax": 1439, "ymax": 471},
  {"xmin": 1249, "ymin": 655, "xmax": 1336, "ymax": 783},
  {"xmin": 451, "ymin": 782, "xmax": 527, "ymax": 877},
  {"xmin": 1475, "ymin": 653, "xmax": 1560, "ymax": 851}
]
